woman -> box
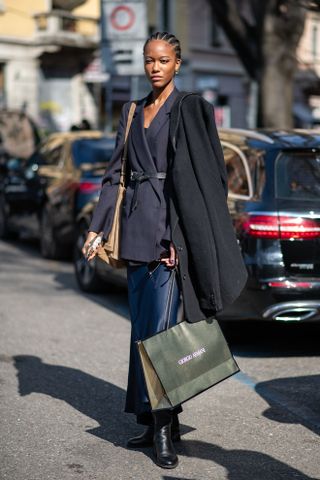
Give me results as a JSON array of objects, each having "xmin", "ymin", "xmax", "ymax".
[{"xmin": 83, "ymin": 32, "xmax": 247, "ymax": 469}]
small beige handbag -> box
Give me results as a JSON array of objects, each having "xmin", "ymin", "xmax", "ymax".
[{"xmin": 97, "ymin": 102, "xmax": 136, "ymax": 268}]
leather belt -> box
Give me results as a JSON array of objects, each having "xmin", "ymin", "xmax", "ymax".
[{"xmin": 129, "ymin": 170, "xmax": 167, "ymax": 212}]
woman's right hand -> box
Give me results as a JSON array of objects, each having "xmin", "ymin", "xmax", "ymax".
[
  {"xmin": 82, "ymin": 231, "xmax": 100, "ymax": 261},
  {"xmin": 160, "ymin": 242, "xmax": 178, "ymax": 268}
]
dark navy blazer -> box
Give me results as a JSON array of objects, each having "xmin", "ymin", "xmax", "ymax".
[{"xmin": 89, "ymin": 87, "xmax": 180, "ymax": 262}]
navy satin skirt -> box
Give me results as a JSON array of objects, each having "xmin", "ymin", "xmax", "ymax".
[{"xmin": 125, "ymin": 262, "xmax": 182, "ymax": 424}]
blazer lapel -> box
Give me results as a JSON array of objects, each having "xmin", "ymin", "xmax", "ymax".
[
  {"xmin": 130, "ymin": 94, "xmax": 156, "ymax": 172},
  {"xmin": 146, "ymin": 104, "xmax": 168, "ymax": 141},
  {"xmin": 146, "ymin": 87, "xmax": 179, "ymax": 141}
]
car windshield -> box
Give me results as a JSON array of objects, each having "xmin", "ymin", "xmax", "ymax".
[
  {"xmin": 276, "ymin": 151, "xmax": 320, "ymax": 201},
  {"xmin": 72, "ymin": 138, "xmax": 114, "ymax": 168}
]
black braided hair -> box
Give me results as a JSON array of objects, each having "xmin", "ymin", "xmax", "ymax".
[{"xmin": 143, "ymin": 31, "xmax": 182, "ymax": 59}]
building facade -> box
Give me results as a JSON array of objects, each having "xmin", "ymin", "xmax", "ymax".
[
  {"xmin": 132, "ymin": 0, "xmax": 249, "ymax": 127},
  {"xmin": 0, "ymin": 0, "xmax": 99, "ymax": 131},
  {"xmin": 1, "ymin": 0, "xmax": 318, "ymax": 132},
  {"xmin": 184, "ymin": 0, "xmax": 248, "ymax": 127},
  {"xmin": 296, "ymin": 9, "xmax": 320, "ymax": 126},
  {"xmin": 0, "ymin": 0, "xmax": 253, "ymax": 130}
]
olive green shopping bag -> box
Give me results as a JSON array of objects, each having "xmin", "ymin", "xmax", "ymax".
[{"xmin": 136, "ymin": 270, "xmax": 240, "ymax": 411}]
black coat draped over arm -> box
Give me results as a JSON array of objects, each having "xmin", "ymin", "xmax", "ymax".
[{"xmin": 168, "ymin": 93, "xmax": 248, "ymax": 321}]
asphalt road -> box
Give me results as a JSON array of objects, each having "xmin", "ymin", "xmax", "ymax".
[{"xmin": 0, "ymin": 238, "xmax": 319, "ymax": 480}]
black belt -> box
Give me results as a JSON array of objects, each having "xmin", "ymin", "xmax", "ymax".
[{"xmin": 129, "ymin": 170, "xmax": 167, "ymax": 212}]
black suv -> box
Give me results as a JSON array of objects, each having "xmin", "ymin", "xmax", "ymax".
[{"xmin": 218, "ymin": 128, "xmax": 320, "ymax": 322}]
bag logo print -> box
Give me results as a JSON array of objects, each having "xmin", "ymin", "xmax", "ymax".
[{"xmin": 178, "ymin": 347, "xmax": 206, "ymax": 366}]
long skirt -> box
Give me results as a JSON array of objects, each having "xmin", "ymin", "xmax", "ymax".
[{"xmin": 125, "ymin": 262, "xmax": 182, "ymax": 425}]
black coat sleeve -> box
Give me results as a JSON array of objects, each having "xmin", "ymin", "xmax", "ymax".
[
  {"xmin": 179, "ymin": 95, "xmax": 228, "ymax": 203},
  {"xmin": 203, "ymin": 101, "xmax": 228, "ymax": 198},
  {"xmin": 89, "ymin": 102, "xmax": 130, "ymax": 235},
  {"xmin": 183, "ymin": 96, "xmax": 228, "ymax": 198}
]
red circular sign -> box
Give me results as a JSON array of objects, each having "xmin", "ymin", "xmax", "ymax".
[{"xmin": 110, "ymin": 5, "xmax": 135, "ymax": 31}]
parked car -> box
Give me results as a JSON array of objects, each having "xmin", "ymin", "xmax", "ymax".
[
  {"xmin": 218, "ymin": 128, "xmax": 320, "ymax": 322},
  {"xmin": 0, "ymin": 131, "xmax": 115, "ymax": 259},
  {"xmin": 74, "ymin": 199, "xmax": 127, "ymax": 292},
  {"xmin": 74, "ymin": 128, "xmax": 320, "ymax": 323}
]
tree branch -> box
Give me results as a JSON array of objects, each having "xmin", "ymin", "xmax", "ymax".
[{"xmin": 209, "ymin": 0, "xmax": 263, "ymax": 79}]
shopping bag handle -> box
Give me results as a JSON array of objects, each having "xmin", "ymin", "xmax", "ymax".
[{"xmin": 164, "ymin": 268, "xmax": 177, "ymax": 331}]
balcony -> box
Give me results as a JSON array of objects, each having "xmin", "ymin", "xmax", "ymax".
[
  {"xmin": 52, "ymin": 0, "xmax": 87, "ymax": 11},
  {"xmin": 34, "ymin": 10, "xmax": 98, "ymax": 48}
]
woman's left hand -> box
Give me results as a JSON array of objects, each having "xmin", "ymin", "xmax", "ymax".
[{"xmin": 160, "ymin": 242, "xmax": 178, "ymax": 268}]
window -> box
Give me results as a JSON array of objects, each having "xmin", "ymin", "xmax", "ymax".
[
  {"xmin": 312, "ymin": 24, "xmax": 318, "ymax": 59},
  {"xmin": 35, "ymin": 14, "xmax": 48, "ymax": 31},
  {"xmin": 0, "ymin": 64, "xmax": 5, "ymax": 108},
  {"xmin": 33, "ymin": 145, "xmax": 64, "ymax": 167},
  {"xmin": 209, "ymin": 6, "xmax": 222, "ymax": 47},
  {"xmin": 157, "ymin": 0, "xmax": 174, "ymax": 32},
  {"xmin": 275, "ymin": 151, "xmax": 320, "ymax": 201},
  {"xmin": 61, "ymin": 17, "xmax": 77, "ymax": 32},
  {"xmin": 44, "ymin": 147, "xmax": 64, "ymax": 166},
  {"xmin": 162, "ymin": 0, "xmax": 170, "ymax": 30},
  {"xmin": 72, "ymin": 138, "xmax": 114, "ymax": 168},
  {"xmin": 252, "ymin": 153, "xmax": 266, "ymax": 198},
  {"xmin": 222, "ymin": 143, "xmax": 252, "ymax": 198}
]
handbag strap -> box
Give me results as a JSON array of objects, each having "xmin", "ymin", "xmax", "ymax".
[{"xmin": 120, "ymin": 101, "xmax": 137, "ymax": 186}]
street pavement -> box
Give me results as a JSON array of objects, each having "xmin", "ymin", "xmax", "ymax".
[{"xmin": 0, "ymin": 238, "xmax": 319, "ymax": 480}]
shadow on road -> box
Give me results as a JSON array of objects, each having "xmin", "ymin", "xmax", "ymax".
[
  {"xmin": 255, "ymin": 374, "xmax": 320, "ymax": 436},
  {"xmin": 12, "ymin": 354, "xmax": 191, "ymax": 446},
  {"xmin": 175, "ymin": 439, "xmax": 318, "ymax": 480},
  {"xmin": 13, "ymin": 354, "xmax": 135, "ymax": 447},
  {"xmin": 12, "ymin": 355, "xmax": 317, "ymax": 480},
  {"xmin": 162, "ymin": 477, "xmax": 194, "ymax": 480}
]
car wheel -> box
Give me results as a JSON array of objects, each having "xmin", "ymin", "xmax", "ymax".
[
  {"xmin": 0, "ymin": 196, "xmax": 13, "ymax": 239},
  {"xmin": 40, "ymin": 205, "xmax": 64, "ymax": 259},
  {"xmin": 73, "ymin": 221, "xmax": 104, "ymax": 292}
]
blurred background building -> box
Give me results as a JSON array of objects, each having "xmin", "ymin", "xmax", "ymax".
[
  {"xmin": 0, "ymin": 0, "xmax": 319, "ymax": 132},
  {"xmin": 296, "ymin": 8, "xmax": 320, "ymax": 127},
  {"xmin": 0, "ymin": 0, "xmax": 99, "ymax": 131}
]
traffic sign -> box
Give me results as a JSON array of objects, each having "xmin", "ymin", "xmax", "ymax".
[
  {"xmin": 105, "ymin": 2, "xmax": 147, "ymax": 40},
  {"xmin": 110, "ymin": 5, "xmax": 135, "ymax": 31}
]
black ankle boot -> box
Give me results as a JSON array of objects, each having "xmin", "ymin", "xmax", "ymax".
[
  {"xmin": 127, "ymin": 425, "xmax": 154, "ymax": 448},
  {"xmin": 153, "ymin": 412, "xmax": 178, "ymax": 469},
  {"xmin": 127, "ymin": 414, "xmax": 181, "ymax": 448}
]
